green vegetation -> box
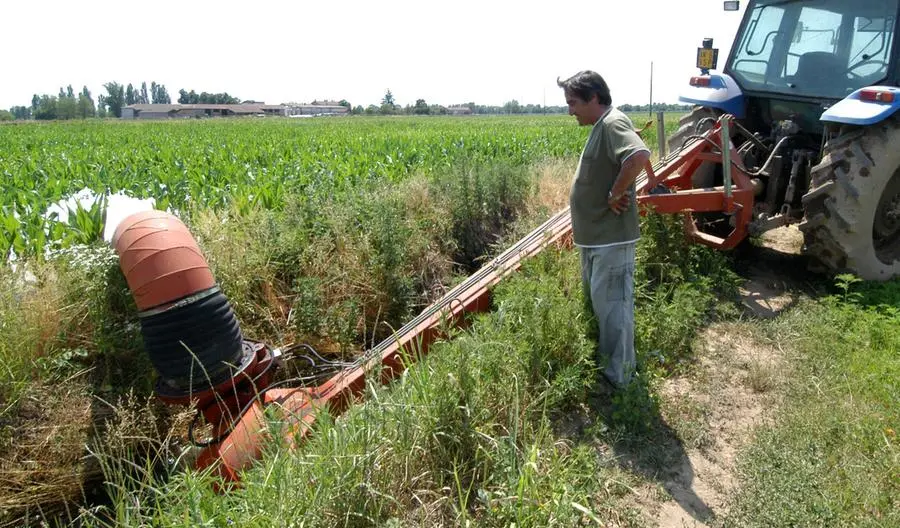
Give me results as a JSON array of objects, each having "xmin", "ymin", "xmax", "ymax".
[
  {"xmin": 77, "ymin": 211, "xmax": 737, "ymax": 527},
  {"xmin": 0, "ymin": 116, "xmax": 590, "ymax": 259},
  {"xmin": 725, "ymin": 278, "xmax": 899, "ymax": 527},
  {"xmin": 0, "ymin": 113, "xmax": 682, "ymax": 525},
  {"xmin": 6, "ymin": 113, "xmax": 894, "ymax": 527}
]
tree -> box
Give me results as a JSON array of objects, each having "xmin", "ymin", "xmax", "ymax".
[
  {"xmin": 140, "ymin": 82, "xmax": 149, "ymax": 105},
  {"xmin": 57, "ymin": 95, "xmax": 77, "ymax": 120},
  {"xmin": 125, "ymin": 83, "xmax": 136, "ymax": 106},
  {"xmin": 31, "ymin": 94, "xmax": 40, "ymax": 111},
  {"xmin": 34, "ymin": 95, "xmax": 58, "ymax": 120},
  {"xmin": 97, "ymin": 95, "xmax": 108, "ymax": 118},
  {"xmin": 103, "ymin": 82, "xmax": 126, "ymax": 117},
  {"xmin": 66, "ymin": 85, "xmax": 74, "ymax": 99},
  {"xmin": 503, "ymin": 99, "xmax": 522, "ymax": 114},
  {"xmin": 413, "ymin": 98, "xmax": 429, "ymax": 115},
  {"xmin": 0, "ymin": 110, "xmax": 13, "ymax": 121},
  {"xmin": 381, "ymin": 89, "xmax": 395, "ymax": 106},
  {"xmin": 177, "ymin": 89, "xmax": 239, "ymax": 104},
  {"xmin": 338, "ymin": 99, "xmax": 351, "ymax": 108},
  {"xmin": 72, "ymin": 86, "xmax": 96, "ymax": 118},
  {"xmin": 10, "ymin": 106, "xmax": 31, "ymax": 119},
  {"xmin": 352, "ymin": 105, "xmax": 364, "ymax": 115},
  {"xmin": 151, "ymin": 82, "xmax": 171, "ymax": 104}
]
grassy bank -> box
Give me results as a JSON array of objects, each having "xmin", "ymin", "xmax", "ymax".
[
  {"xmin": 0, "ymin": 157, "xmax": 571, "ymax": 524},
  {"xmin": 0, "ymin": 113, "xmax": 688, "ymax": 525},
  {"xmin": 71, "ymin": 209, "xmax": 737, "ymax": 527},
  {"xmin": 724, "ymin": 278, "xmax": 899, "ymax": 527}
]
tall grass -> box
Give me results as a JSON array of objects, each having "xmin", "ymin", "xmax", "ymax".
[
  {"xmin": 0, "ymin": 156, "xmax": 552, "ymax": 526},
  {"xmin": 634, "ymin": 211, "xmax": 741, "ymax": 377},
  {"xmin": 71, "ymin": 207, "xmax": 740, "ymax": 527},
  {"xmin": 79, "ymin": 249, "xmax": 618, "ymax": 527}
]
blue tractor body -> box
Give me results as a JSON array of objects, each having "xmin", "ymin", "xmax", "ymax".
[
  {"xmin": 667, "ymin": 0, "xmax": 900, "ymax": 280},
  {"xmin": 678, "ymin": 73, "xmax": 747, "ymax": 118}
]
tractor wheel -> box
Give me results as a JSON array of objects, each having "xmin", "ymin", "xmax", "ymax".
[
  {"xmin": 667, "ymin": 107, "xmax": 721, "ymax": 188},
  {"xmin": 667, "ymin": 107, "xmax": 721, "ymax": 155},
  {"xmin": 800, "ymin": 115, "xmax": 900, "ymax": 281}
]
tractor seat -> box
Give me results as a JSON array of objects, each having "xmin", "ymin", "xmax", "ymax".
[{"xmin": 792, "ymin": 52, "xmax": 844, "ymax": 91}]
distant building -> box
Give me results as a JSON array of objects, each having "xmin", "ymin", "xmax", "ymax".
[
  {"xmin": 447, "ymin": 106, "xmax": 473, "ymax": 115},
  {"xmin": 284, "ymin": 103, "xmax": 349, "ymax": 117},
  {"xmin": 121, "ymin": 103, "xmax": 349, "ymax": 120}
]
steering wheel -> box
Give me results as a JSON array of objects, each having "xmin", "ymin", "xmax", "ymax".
[{"xmin": 845, "ymin": 59, "xmax": 889, "ymax": 79}]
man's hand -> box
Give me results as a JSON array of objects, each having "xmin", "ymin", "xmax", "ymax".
[
  {"xmin": 608, "ymin": 191, "xmax": 630, "ymax": 215},
  {"xmin": 608, "ymin": 149, "xmax": 650, "ymax": 215}
]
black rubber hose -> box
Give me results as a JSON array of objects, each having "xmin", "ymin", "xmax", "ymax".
[{"xmin": 138, "ymin": 289, "xmax": 244, "ymax": 392}]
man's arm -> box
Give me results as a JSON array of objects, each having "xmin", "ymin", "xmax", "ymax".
[{"xmin": 608, "ymin": 149, "xmax": 650, "ymax": 214}]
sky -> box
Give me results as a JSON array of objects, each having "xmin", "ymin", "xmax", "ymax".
[{"xmin": 0, "ymin": 0, "xmax": 747, "ymax": 110}]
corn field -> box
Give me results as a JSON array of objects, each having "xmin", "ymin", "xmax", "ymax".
[{"xmin": 0, "ymin": 116, "xmax": 601, "ymax": 259}]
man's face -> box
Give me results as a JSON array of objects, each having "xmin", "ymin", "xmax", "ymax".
[{"xmin": 565, "ymin": 91, "xmax": 600, "ymax": 126}]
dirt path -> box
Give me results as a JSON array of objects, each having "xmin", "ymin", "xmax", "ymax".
[
  {"xmin": 635, "ymin": 227, "xmax": 805, "ymax": 527},
  {"xmin": 643, "ymin": 324, "xmax": 785, "ymax": 527}
]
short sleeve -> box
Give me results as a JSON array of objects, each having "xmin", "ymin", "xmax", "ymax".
[{"xmin": 604, "ymin": 114, "xmax": 649, "ymax": 166}]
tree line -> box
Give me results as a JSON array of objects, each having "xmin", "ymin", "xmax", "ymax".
[
  {"xmin": 618, "ymin": 102, "xmax": 693, "ymax": 113},
  {"xmin": 0, "ymin": 82, "xmax": 242, "ymax": 121},
  {"xmin": 1, "ymin": 85, "xmax": 692, "ymax": 121},
  {"xmin": 344, "ymin": 90, "xmax": 569, "ymax": 116},
  {"xmin": 347, "ymin": 91, "xmax": 692, "ymax": 116}
]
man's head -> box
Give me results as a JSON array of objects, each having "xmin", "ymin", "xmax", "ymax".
[{"xmin": 557, "ymin": 70, "xmax": 611, "ymax": 126}]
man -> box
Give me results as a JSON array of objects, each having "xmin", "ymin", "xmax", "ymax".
[{"xmin": 557, "ymin": 70, "xmax": 650, "ymax": 389}]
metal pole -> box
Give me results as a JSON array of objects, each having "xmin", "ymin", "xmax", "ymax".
[
  {"xmin": 721, "ymin": 117, "xmax": 732, "ymax": 199},
  {"xmin": 656, "ymin": 110, "xmax": 666, "ymax": 158}
]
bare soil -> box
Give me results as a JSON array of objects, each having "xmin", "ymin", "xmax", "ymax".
[
  {"xmin": 629, "ymin": 226, "xmax": 807, "ymax": 527},
  {"xmin": 642, "ymin": 324, "xmax": 785, "ymax": 527}
]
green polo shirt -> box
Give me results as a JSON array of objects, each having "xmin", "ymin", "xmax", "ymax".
[{"xmin": 569, "ymin": 108, "xmax": 648, "ymax": 247}]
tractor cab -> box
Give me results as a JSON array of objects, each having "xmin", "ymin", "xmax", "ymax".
[{"xmin": 725, "ymin": 0, "xmax": 899, "ymax": 136}]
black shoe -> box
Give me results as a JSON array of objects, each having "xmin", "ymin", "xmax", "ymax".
[{"xmin": 591, "ymin": 376, "xmax": 617, "ymax": 397}]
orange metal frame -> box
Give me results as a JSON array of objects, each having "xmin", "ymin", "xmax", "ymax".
[
  {"xmin": 191, "ymin": 115, "xmax": 752, "ymax": 483},
  {"xmin": 636, "ymin": 115, "xmax": 754, "ymax": 250}
]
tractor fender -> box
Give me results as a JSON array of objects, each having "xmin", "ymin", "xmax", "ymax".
[
  {"xmin": 821, "ymin": 86, "xmax": 900, "ymax": 126},
  {"xmin": 677, "ymin": 73, "xmax": 745, "ymax": 119}
]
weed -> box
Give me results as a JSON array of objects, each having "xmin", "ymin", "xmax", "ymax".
[{"xmin": 745, "ymin": 360, "xmax": 777, "ymax": 394}]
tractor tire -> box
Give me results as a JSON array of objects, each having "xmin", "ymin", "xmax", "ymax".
[
  {"xmin": 800, "ymin": 115, "xmax": 900, "ymax": 281},
  {"xmin": 667, "ymin": 107, "xmax": 721, "ymax": 155},
  {"xmin": 667, "ymin": 107, "xmax": 722, "ymax": 188}
]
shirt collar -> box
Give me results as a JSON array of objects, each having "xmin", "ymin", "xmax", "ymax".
[{"xmin": 592, "ymin": 106, "xmax": 613, "ymax": 128}]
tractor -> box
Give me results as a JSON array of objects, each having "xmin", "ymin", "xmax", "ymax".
[{"xmin": 658, "ymin": 0, "xmax": 900, "ymax": 281}]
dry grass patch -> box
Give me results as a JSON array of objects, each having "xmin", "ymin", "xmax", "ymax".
[{"xmin": 0, "ymin": 378, "xmax": 94, "ymax": 526}]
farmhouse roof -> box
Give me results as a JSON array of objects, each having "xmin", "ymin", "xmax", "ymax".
[{"xmin": 124, "ymin": 104, "xmax": 284, "ymax": 113}]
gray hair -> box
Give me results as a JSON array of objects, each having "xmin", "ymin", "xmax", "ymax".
[{"xmin": 557, "ymin": 70, "xmax": 612, "ymax": 105}]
